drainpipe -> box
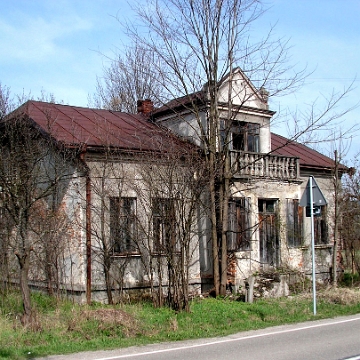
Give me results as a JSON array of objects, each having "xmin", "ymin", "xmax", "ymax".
[{"xmin": 79, "ymin": 146, "xmax": 92, "ymax": 305}]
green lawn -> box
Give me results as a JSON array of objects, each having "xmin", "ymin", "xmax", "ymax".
[{"xmin": 1, "ymin": 288, "xmax": 360, "ymax": 360}]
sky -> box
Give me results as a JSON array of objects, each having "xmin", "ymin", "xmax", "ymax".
[{"xmin": 0, "ymin": 0, "xmax": 359, "ymax": 160}]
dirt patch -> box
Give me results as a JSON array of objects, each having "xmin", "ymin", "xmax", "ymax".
[
  {"xmin": 299, "ymin": 287, "xmax": 360, "ymax": 305},
  {"xmin": 318, "ymin": 287, "xmax": 360, "ymax": 305},
  {"xmin": 82, "ymin": 308, "xmax": 139, "ymax": 336},
  {"xmin": 83, "ymin": 308, "xmax": 134, "ymax": 325}
]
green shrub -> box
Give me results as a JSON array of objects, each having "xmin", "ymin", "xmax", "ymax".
[{"xmin": 341, "ymin": 272, "xmax": 360, "ymax": 287}]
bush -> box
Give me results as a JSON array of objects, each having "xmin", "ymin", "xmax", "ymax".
[{"xmin": 341, "ymin": 272, "xmax": 360, "ymax": 287}]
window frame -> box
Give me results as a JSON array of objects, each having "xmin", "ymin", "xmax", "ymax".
[
  {"xmin": 314, "ymin": 205, "xmax": 328, "ymax": 245},
  {"xmin": 286, "ymin": 198, "xmax": 303, "ymax": 248},
  {"xmin": 231, "ymin": 121, "xmax": 260, "ymax": 152},
  {"xmin": 227, "ymin": 197, "xmax": 252, "ymax": 251},
  {"xmin": 152, "ymin": 197, "xmax": 178, "ymax": 254},
  {"xmin": 110, "ymin": 196, "xmax": 138, "ymax": 255}
]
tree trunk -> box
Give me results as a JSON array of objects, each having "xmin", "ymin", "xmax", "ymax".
[
  {"xmin": 104, "ymin": 257, "xmax": 114, "ymax": 305},
  {"xmin": 209, "ymin": 154, "xmax": 220, "ymax": 295},
  {"xmin": 332, "ymin": 150, "xmax": 339, "ymax": 287},
  {"xmin": 45, "ymin": 246, "xmax": 54, "ymax": 297},
  {"xmin": 17, "ymin": 252, "xmax": 32, "ymax": 326},
  {"xmin": 220, "ymin": 155, "xmax": 231, "ymax": 296}
]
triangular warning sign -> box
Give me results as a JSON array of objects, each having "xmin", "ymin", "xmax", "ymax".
[{"xmin": 299, "ymin": 176, "xmax": 327, "ymax": 207}]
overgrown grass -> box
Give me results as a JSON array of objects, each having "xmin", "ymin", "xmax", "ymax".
[{"xmin": 1, "ymin": 288, "xmax": 360, "ymax": 360}]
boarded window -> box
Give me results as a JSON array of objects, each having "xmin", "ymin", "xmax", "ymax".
[
  {"xmin": 228, "ymin": 197, "xmax": 251, "ymax": 251},
  {"xmin": 152, "ymin": 198, "xmax": 177, "ymax": 253},
  {"xmin": 286, "ymin": 199, "xmax": 303, "ymax": 247},
  {"xmin": 110, "ymin": 197, "xmax": 137, "ymax": 254}
]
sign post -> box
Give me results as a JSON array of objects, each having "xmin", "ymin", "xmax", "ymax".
[{"xmin": 300, "ymin": 176, "xmax": 327, "ymax": 316}]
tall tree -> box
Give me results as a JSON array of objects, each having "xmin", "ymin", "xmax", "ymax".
[
  {"xmin": 133, "ymin": 144, "xmax": 206, "ymax": 310},
  {"xmin": 121, "ymin": 0, "xmax": 308, "ymax": 295},
  {"xmin": 90, "ymin": 43, "xmax": 169, "ymax": 112},
  {"xmin": 0, "ymin": 108, "xmax": 75, "ymax": 326},
  {"xmin": 100, "ymin": 0, "xmax": 357, "ymax": 296},
  {"xmin": 0, "ymin": 82, "xmax": 17, "ymax": 120},
  {"xmin": 340, "ymin": 161, "xmax": 360, "ymax": 277}
]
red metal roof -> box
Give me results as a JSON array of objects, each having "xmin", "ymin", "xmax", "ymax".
[
  {"xmin": 8, "ymin": 101, "xmax": 189, "ymax": 153},
  {"xmin": 271, "ymin": 133, "xmax": 340, "ymax": 170},
  {"xmin": 6, "ymin": 101, "xmax": 340, "ymax": 171}
]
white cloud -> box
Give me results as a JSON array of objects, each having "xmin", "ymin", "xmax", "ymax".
[{"xmin": 0, "ymin": 12, "xmax": 92, "ymax": 63}]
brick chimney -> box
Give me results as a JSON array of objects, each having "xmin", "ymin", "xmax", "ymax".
[{"xmin": 137, "ymin": 99, "xmax": 154, "ymax": 116}]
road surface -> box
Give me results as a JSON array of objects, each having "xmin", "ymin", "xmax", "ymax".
[{"xmin": 37, "ymin": 314, "xmax": 360, "ymax": 360}]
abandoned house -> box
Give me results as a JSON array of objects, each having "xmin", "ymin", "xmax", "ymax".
[{"xmin": 0, "ymin": 69, "xmax": 343, "ymax": 302}]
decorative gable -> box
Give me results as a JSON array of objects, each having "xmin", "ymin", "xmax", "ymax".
[{"xmin": 217, "ymin": 68, "xmax": 268, "ymax": 110}]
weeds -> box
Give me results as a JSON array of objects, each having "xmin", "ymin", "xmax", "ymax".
[{"xmin": 0, "ymin": 288, "xmax": 359, "ymax": 359}]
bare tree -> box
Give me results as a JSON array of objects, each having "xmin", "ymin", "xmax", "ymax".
[
  {"xmin": 90, "ymin": 43, "xmax": 169, "ymax": 112},
  {"xmin": 30, "ymin": 200, "xmax": 73, "ymax": 297},
  {"xmin": 117, "ymin": 0, "xmax": 357, "ymax": 296},
  {"xmin": 340, "ymin": 162, "xmax": 360, "ymax": 278},
  {"xmin": 132, "ymin": 144, "xmax": 206, "ymax": 311},
  {"xmin": 0, "ymin": 82, "xmax": 14, "ymax": 120},
  {"xmin": 118, "ymin": 0, "xmax": 307, "ymax": 295},
  {"xmin": 86, "ymin": 127, "xmax": 206, "ymax": 310},
  {"xmin": 0, "ymin": 109, "xmax": 76, "ymax": 326},
  {"xmin": 88, "ymin": 147, "xmax": 133, "ymax": 305}
]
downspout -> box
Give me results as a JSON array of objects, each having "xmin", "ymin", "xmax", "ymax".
[{"xmin": 79, "ymin": 146, "xmax": 92, "ymax": 305}]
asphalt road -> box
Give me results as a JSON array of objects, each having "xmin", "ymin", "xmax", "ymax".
[{"xmin": 37, "ymin": 314, "xmax": 360, "ymax": 360}]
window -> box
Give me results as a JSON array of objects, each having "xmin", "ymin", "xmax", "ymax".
[
  {"xmin": 152, "ymin": 198, "xmax": 176, "ymax": 253},
  {"xmin": 232, "ymin": 121, "xmax": 260, "ymax": 152},
  {"xmin": 110, "ymin": 197, "xmax": 137, "ymax": 254},
  {"xmin": 258, "ymin": 199, "xmax": 280, "ymax": 267},
  {"xmin": 228, "ymin": 197, "xmax": 251, "ymax": 251},
  {"xmin": 314, "ymin": 205, "xmax": 328, "ymax": 245},
  {"xmin": 286, "ymin": 199, "xmax": 303, "ymax": 247}
]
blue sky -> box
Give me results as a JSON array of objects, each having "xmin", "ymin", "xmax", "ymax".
[{"xmin": 0, "ymin": 0, "xmax": 359, "ymax": 159}]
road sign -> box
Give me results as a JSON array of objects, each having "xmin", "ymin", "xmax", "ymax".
[
  {"xmin": 299, "ymin": 176, "xmax": 327, "ymax": 316},
  {"xmin": 299, "ymin": 176, "xmax": 327, "ymax": 207},
  {"xmin": 306, "ymin": 205, "xmax": 321, "ymax": 217}
]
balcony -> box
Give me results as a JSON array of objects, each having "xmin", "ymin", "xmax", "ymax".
[{"xmin": 230, "ymin": 151, "xmax": 299, "ymax": 180}]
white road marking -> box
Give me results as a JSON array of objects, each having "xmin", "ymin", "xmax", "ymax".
[{"xmin": 94, "ymin": 317, "xmax": 360, "ymax": 360}]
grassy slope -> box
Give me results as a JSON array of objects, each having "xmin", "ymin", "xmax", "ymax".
[{"xmin": 1, "ymin": 289, "xmax": 360, "ymax": 360}]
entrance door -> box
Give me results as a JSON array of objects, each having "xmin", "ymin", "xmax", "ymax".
[{"xmin": 258, "ymin": 199, "xmax": 279, "ymax": 268}]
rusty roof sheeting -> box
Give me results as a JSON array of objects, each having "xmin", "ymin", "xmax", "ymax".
[
  {"xmin": 271, "ymin": 133, "xmax": 344, "ymax": 170},
  {"xmin": 7, "ymin": 101, "xmax": 190, "ymax": 153},
  {"xmin": 5, "ymin": 101, "xmax": 342, "ymax": 171}
]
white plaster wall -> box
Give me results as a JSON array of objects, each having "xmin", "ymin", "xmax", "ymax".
[
  {"xmin": 259, "ymin": 119, "xmax": 271, "ymax": 153},
  {"xmin": 85, "ymin": 158, "xmax": 202, "ymax": 298},
  {"xmin": 228, "ymin": 174, "xmax": 334, "ymax": 289},
  {"xmin": 157, "ymin": 111, "xmax": 207, "ymax": 147},
  {"xmin": 230, "ymin": 179, "xmax": 302, "ymax": 288},
  {"xmin": 218, "ymin": 71, "xmax": 265, "ymax": 109},
  {"xmin": 12, "ymin": 168, "xmax": 88, "ymax": 294}
]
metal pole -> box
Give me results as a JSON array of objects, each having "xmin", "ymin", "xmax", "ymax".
[{"xmin": 309, "ymin": 176, "xmax": 317, "ymax": 315}]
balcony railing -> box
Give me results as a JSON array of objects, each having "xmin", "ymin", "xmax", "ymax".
[{"xmin": 230, "ymin": 151, "xmax": 299, "ymax": 180}]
